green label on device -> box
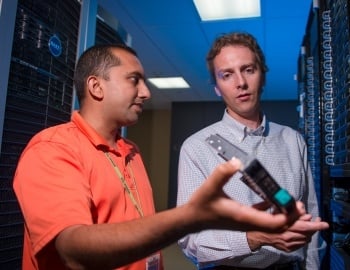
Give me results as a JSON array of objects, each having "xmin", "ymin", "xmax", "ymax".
[{"xmin": 274, "ymin": 189, "xmax": 292, "ymax": 206}]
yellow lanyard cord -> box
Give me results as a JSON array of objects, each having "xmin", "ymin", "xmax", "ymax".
[{"xmin": 104, "ymin": 152, "xmax": 144, "ymax": 217}]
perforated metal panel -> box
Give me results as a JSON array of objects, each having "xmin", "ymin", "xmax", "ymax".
[{"xmin": 96, "ymin": 17, "xmax": 124, "ymax": 45}]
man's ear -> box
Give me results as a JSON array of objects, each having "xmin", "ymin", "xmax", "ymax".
[
  {"xmin": 214, "ymin": 86, "xmax": 222, "ymax": 97},
  {"xmin": 87, "ymin": 76, "xmax": 103, "ymax": 100}
]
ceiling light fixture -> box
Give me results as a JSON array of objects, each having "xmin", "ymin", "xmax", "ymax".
[
  {"xmin": 193, "ymin": 0, "xmax": 261, "ymax": 21},
  {"xmin": 148, "ymin": 77, "xmax": 190, "ymax": 89}
]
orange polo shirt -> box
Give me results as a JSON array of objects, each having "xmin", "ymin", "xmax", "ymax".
[{"xmin": 13, "ymin": 111, "xmax": 162, "ymax": 270}]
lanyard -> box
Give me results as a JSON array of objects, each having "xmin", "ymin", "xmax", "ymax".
[{"xmin": 104, "ymin": 152, "xmax": 144, "ymax": 217}]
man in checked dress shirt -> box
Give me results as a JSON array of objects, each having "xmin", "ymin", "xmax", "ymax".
[{"xmin": 177, "ymin": 32, "xmax": 328, "ymax": 270}]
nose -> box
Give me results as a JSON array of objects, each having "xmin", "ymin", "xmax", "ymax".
[
  {"xmin": 139, "ymin": 81, "xmax": 151, "ymax": 100},
  {"xmin": 236, "ymin": 72, "xmax": 247, "ymax": 89}
]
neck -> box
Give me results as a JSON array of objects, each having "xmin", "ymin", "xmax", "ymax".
[
  {"xmin": 242, "ymin": 117, "xmax": 261, "ymax": 130},
  {"xmin": 227, "ymin": 110, "xmax": 261, "ymax": 129},
  {"xmin": 106, "ymin": 130, "xmax": 121, "ymax": 149},
  {"xmin": 78, "ymin": 110, "xmax": 121, "ymax": 149}
]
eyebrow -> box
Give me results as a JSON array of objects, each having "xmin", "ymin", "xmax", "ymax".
[
  {"xmin": 127, "ymin": 71, "xmax": 145, "ymax": 79},
  {"xmin": 218, "ymin": 63, "xmax": 257, "ymax": 73},
  {"xmin": 240, "ymin": 63, "xmax": 257, "ymax": 70}
]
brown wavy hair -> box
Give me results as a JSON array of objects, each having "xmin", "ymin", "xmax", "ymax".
[{"xmin": 206, "ymin": 32, "xmax": 268, "ymax": 85}]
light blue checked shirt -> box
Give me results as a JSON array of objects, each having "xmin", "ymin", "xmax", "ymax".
[{"xmin": 176, "ymin": 110, "xmax": 325, "ymax": 269}]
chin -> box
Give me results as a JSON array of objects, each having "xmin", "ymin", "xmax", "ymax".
[{"xmin": 125, "ymin": 118, "xmax": 139, "ymax": 127}]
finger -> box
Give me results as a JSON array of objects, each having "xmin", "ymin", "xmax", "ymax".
[
  {"xmin": 207, "ymin": 158, "xmax": 243, "ymax": 189},
  {"xmin": 299, "ymin": 214, "xmax": 313, "ymax": 221},
  {"xmin": 310, "ymin": 221, "xmax": 329, "ymax": 231},
  {"xmin": 313, "ymin": 217, "xmax": 321, "ymax": 222},
  {"xmin": 226, "ymin": 204, "xmax": 295, "ymax": 232},
  {"xmin": 295, "ymin": 201, "xmax": 306, "ymax": 216},
  {"xmin": 280, "ymin": 201, "xmax": 305, "ymax": 227},
  {"xmin": 289, "ymin": 219, "xmax": 330, "ymax": 233},
  {"xmin": 252, "ymin": 201, "xmax": 272, "ymax": 211},
  {"xmin": 284, "ymin": 242, "xmax": 307, "ymax": 252}
]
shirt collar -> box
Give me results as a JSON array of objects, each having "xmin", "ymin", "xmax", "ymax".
[
  {"xmin": 222, "ymin": 110, "xmax": 266, "ymax": 142},
  {"xmin": 71, "ymin": 111, "xmax": 132, "ymax": 154}
]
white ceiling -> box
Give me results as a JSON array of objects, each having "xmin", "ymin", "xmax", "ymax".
[{"xmin": 98, "ymin": 0, "xmax": 314, "ymax": 110}]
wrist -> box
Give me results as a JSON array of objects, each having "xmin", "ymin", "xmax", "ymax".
[{"xmin": 246, "ymin": 232, "xmax": 263, "ymax": 251}]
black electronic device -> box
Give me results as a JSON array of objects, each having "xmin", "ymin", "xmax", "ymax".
[{"xmin": 206, "ymin": 134, "xmax": 296, "ymax": 214}]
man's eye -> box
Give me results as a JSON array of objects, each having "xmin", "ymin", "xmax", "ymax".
[
  {"xmin": 245, "ymin": 67, "xmax": 256, "ymax": 74},
  {"xmin": 219, "ymin": 72, "xmax": 232, "ymax": 81},
  {"xmin": 130, "ymin": 76, "xmax": 140, "ymax": 85}
]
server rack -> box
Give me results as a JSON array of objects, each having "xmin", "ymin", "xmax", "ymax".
[
  {"xmin": 0, "ymin": 0, "xmax": 80, "ymax": 268},
  {"xmin": 95, "ymin": 16, "xmax": 125, "ymax": 46},
  {"xmin": 298, "ymin": 0, "xmax": 350, "ymax": 269},
  {"xmin": 0, "ymin": 1, "xmax": 129, "ymax": 268}
]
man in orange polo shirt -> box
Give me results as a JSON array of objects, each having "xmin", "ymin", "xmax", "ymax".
[{"xmin": 13, "ymin": 44, "xmax": 320, "ymax": 270}]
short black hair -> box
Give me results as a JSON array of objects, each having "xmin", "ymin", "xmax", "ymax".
[{"xmin": 73, "ymin": 44, "xmax": 138, "ymax": 104}]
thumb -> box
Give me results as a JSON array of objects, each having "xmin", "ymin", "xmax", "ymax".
[{"xmin": 207, "ymin": 158, "xmax": 243, "ymax": 189}]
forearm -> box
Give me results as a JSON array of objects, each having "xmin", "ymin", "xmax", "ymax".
[
  {"xmin": 179, "ymin": 230, "xmax": 252, "ymax": 266},
  {"xmin": 56, "ymin": 205, "xmax": 196, "ymax": 270}
]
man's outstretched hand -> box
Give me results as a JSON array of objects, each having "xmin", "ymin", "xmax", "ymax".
[{"xmin": 187, "ymin": 158, "xmax": 325, "ymax": 234}]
